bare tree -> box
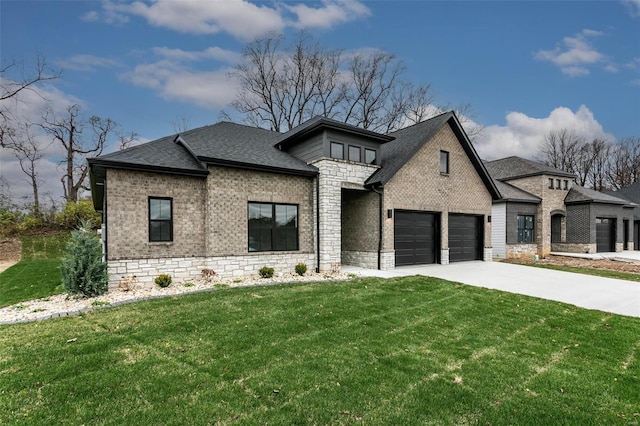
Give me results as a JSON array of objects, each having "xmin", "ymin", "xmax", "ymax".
[
  {"xmin": 0, "ymin": 122, "xmax": 51, "ymax": 215},
  {"xmin": 1, "ymin": 56, "xmax": 61, "ymax": 144},
  {"xmin": 539, "ymin": 129, "xmax": 582, "ymax": 174},
  {"xmin": 39, "ymin": 104, "xmax": 116, "ymax": 203},
  {"xmin": 172, "ymin": 115, "xmax": 192, "ymax": 134},
  {"xmin": 607, "ymin": 136, "xmax": 640, "ymax": 190},
  {"xmin": 229, "ymin": 33, "xmax": 441, "ymax": 133}
]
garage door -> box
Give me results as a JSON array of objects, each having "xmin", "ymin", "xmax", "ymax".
[
  {"xmin": 449, "ymin": 214, "xmax": 482, "ymax": 262},
  {"xmin": 596, "ymin": 218, "xmax": 615, "ymax": 252},
  {"xmin": 394, "ymin": 211, "xmax": 438, "ymax": 266}
]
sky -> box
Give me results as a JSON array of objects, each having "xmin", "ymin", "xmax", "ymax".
[{"xmin": 1, "ymin": 0, "xmax": 639, "ymax": 206}]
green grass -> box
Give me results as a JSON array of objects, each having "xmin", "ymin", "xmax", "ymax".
[
  {"xmin": 524, "ymin": 263, "xmax": 640, "ymax": 283},
  {"xmin": 1, "ymin": 277, "xmax": 638, "ymax": 425},
  {"xmin": 0, "ymin": 233, "xmax": 70, "ymax": 307}
]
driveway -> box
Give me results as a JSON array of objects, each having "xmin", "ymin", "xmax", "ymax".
[{"xmin": 342, "ymin": 261, "xmax": 640, "ymax": 318}]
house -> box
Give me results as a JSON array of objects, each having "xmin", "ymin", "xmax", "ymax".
[
  {"xmin": 88, "ymin": 112, "xmax": 500, "ymax": 288},
  {"xmin": 608, "ymin": 182, "xmax": 640, "ymax": 250},
  {"xmin": 485, "ymin": 156, "xmax": 636, "ymax": 258}
]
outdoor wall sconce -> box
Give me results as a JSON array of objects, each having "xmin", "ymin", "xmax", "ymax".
[{"xmin": 387, "ymin": 209, "xmax": 393, "ymax": 219}]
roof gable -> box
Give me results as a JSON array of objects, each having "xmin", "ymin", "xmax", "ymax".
[
  {"xmin": 565, "ymin": 185, "xmax": 633, "ymax": 205},
  {"xmin": 364, "ymin": 112, "xmax": 500, "ymax": 199}
]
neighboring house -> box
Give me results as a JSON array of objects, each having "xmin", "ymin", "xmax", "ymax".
[
  {"xmin": 486, "ymin": 156, "xmax": 636, "ymax": 258},
  {"xmin": 608, "ymin": 182, "xmax": 640, "ymax": 250},
  {"xmin": 89, "ymin": 112, "xmax": 500, "ymax": 288}
]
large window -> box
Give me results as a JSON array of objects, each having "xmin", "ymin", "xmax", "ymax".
[
  {"xmin": 149, "ymin": 197, "xmax": 172, "ymax": 242},
  {"xmin": 248, "ymin": 202, "xmax": 298, "ymax": 252},
  {"xmin": 365, "ymin": 148, "xmax": 377, "ymax": 164},
  {"xmin": 517, "ymin": 215, "xmax": 534, "ymax": 243},
  {"xmin": 440, "ymin": 150, "xmax": 449, "ymax": 174}
]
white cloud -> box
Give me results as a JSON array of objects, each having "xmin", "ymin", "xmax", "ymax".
[
  {"xmin": 622, "ymin": 0, "xmax": 640, "ymax": 17},
  {"xmin": 534, "ymin": 29, "xmax": 605, "ymax": 76},
  {"xmin": 62, "ymin": 54, "xmax": 120, "ymax": 72},
  {"xmin": 152, "ymin": 47, "xmax": 241, "ymax": 64},
  {"xmin": 80, "ymin": 10, "xmax": 99, "ymax": 22},
  {"xmin": 120, "ymin": 60, "xmax": 238, "ymax": 108},
  {"xmin": 87, "ymin": 0, "xmax": 370, "ymax": 40},
  {"xmin": 285, "ymin": 0, "xmax": 371, "ymax": 29},
  {"xmin": 474, "ymin": 105, "xmax": 614, "ymax": 161}
]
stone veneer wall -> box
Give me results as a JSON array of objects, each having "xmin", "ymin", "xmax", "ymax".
[
  {"xmin": 381, "ymin": 124, "xmax": 493, "ymax": 265},
  {"xmin": 551, "ymin": 243, "xmax": 596, "ymax": 254},
  {"xmin": 105, "ymin": 167, "xmax": 316, "ymax": 287},
  {"xmin": 310, "ymin": 158, "xmax": 379, "ymax": 272},
  {"xmin": 506, "ymin": 243, "xmax": 538, "ymax": 259}
]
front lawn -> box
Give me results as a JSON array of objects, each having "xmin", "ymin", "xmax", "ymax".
[
  {"xmin": 523, "ymin": 263, "xmax": 640, "ymax": 283},
  {"xmin": 0, "ymin": 233, "xmax": 70, "ymax": 307},
  {"xmin": 1, "ymin": 276, "xmax": 638, "ymax": 424}
]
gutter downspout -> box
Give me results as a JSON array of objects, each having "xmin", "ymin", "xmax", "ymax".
[
  {"xmin": 371, "ymin": 184, "xmax": 383, "ymax": 270},
  {"xmin": 316, "ymin": 175, "xmax": 321, "ymax": 273}
]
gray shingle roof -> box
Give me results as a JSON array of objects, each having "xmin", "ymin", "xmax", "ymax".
[
  {"xmin": 90, "ymin": 122, "xmax": 318, "ymax": 176},
  {"xmin": 565, "ymin": 185, "xmax": 632, "ymax": 205},
  {"xmin": 607, "ymin": 182, "xmax": 640, "ymax": 220},
  {"xmin": 484, "ymin": 156, "xmax": 576, "ymax": 181},
  {"xmin": 494, "ymin": 181, "xmax": 541, "ymax": 203},
  {"xmin": 363, "ymin": 112, "xmax": 500, "ymax": 199}
]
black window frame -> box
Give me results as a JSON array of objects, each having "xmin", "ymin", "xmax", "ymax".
[
  {"xmin": 364, "ymin": 148, "xmax": 377, "ymax": 165},
  {"xmin": 148, "ymin": 197, "xmax": 173, "ymax": 242},
  {"xmin": 348, "ymin": 145, "xmax": 361, "ymax": 162},
  {"xmin": 517, "ymin": 214, "xmax": 535, "ymax": 243},
  {"xmin": 563, "ymin": 180, "xmax": 568, "ymax": 190},
  {"xmin": 330, "ymin": 142, "xmax": 344, "ymax": 160},
  {"xmin": 548, "ymin": 178, "xmax": 554, "ymax": 189},
  {"xmin": 556, "ymin": 179, "xmax": 561, "ymax": 189},
  {"xmin": 248, "ymin": 202, "xmax": 299, "ymax": 252},
  {"xmin": 440, "ymin": 150, "xmax": 449, "ymax": 174}
]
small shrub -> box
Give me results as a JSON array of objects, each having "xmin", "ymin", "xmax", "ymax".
[
  {"xmin": 155, "ymin": 274, "xmax": 172, "ymax": 288},
  {"xmin": 295, "ymin": 262, "xmax": 307, "ymax": 276},
  {"xmin": 60, "ymin": 219, "xmax": 108, "ymax": 297},
  {"xmin": 183, "ymin": 282, "xmax": 195, "ymax": 288},
  {"xmin": 55, "ymin": 200, "xmax": 101, "ymax": 230},
  {"xmin": 259, "ymin": 266, "xmax": 274, "ymax": 279}
]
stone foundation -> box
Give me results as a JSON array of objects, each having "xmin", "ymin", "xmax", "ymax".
[
  {"xmin": 341, "ymin": 251, "xmax": 378, "ymax": 269},
  {"xmin": 380, "ymin": 251, "xmax": 395, "ymax": 270},
  {"xmin": 440, "ymin": 249, "xmax": 450, "ymax": 265},
  {"xmin": 506, "ymin": 243, "xmax": 538, "ymax": 259},
  {"xmin": 108, "ymin": 252, "xmax": 315, "ymax": 290},
  {"xmin": 483, "ymin": 247, "xmax": 493, "ymax": 262},
  {"xmin": 550, "ymin": 243, "xmax": 596, "ymax": 254}
]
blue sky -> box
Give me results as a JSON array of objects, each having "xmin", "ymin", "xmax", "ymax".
[{"xmin": 1, "ymin": 0, "xmax": 639, "ymax": 204}]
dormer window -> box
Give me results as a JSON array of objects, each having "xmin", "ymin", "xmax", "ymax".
[
  {"xmin": 548, "ymin": 178, "xmax": 554, "ymax": 189},
  {"xmin": 330, "ymin": 142, "xmax": 344, "ymax": 160},
  {"xmin": 348, "ymin": 145, "xmax": 361, "ymax": 162},
  {"xmin": 556, "ymin": 179, "xmax": 561, "ymax": 189},
  {"xmin": 365, "ymin": 148, "xmax": 377, "ymax": 165},
  {"xmin": 564, "ymin": 180, "xmax": 568, "ymax": 190}
]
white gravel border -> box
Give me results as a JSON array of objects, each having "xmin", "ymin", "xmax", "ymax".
[{"xmin": 0, "ymin": 271, "xmax": 355, "ymax": 325}]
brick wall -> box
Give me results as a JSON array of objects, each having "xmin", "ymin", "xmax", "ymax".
[
  {"xmin": 505, "ymin": 175, "xmax": 570, "ymax": 256},
  {"xmin": 342, "ymin": 188, "xmax": 379, "ymax": 268},
  {"xmin": 382, "ymin": 124, "xmax": 493, "ymax": 264},
  {"xmin": 106, "ymin": 169, "xmax": 207, "ymax": 260}
]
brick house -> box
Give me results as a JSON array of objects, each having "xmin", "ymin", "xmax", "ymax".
[
  {"xmin": 486, "ymin": 156, "xmax": 636, "ymax": 258},
  {"xmin": 89, "ymin": 112, "xmax": 500, "ymax": 288},
  {"xmin": 608, "ymin": 182, "xmax": 640, "ymax": 250}
]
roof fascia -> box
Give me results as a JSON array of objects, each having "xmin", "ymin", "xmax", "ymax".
[
  {"xmin": 87, "ymin": 158, "xmax": 209, "ymax": 177},
  {"xmin": 200, "ymin": 157, "xmax": 319, "ymax": 177},
  {"xmin": 276, "ymin": 119, "xmax": 394, "ymax": 149}
]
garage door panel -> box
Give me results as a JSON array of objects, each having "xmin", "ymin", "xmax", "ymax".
[
  {"xmin": 596, "ymin": 218, "xmax": 615, "ymax": 252},
  {"xmin": 394, "ymin": 211, "xmax": 437, "ymax": 266},
  {"xmin": 449, "ymin": 214, "xmax": 482, "ymax": 262}
]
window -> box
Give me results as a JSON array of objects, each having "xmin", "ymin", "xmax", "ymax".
[
  {"xmin": 563, "ymin": 180, "xmax": 568, "ymax": 190},
  {"xmin": 330, "ymin": 142, "xmax": 344, "ymax": 160},
  {"xmin": 440, "ymin": 150, "xmax": 449, "ymax": 174},
  {"xmin": 149, "ymin": 197, "xmax": 172, "ymax": 242},
  {"xmin": 348, "ymin": 145, "xmax": 360, "ymax": 162},
  {"xmin": 548, "ymin": 178, "xmax": 554, "ymax": 189},
  {"xmin": 556, "ymin": 179, "xmax": 561, "ymax": 189},
  {"xmin": 517, "ymin": 215, "xmax": 534, "ymax": 243},
  {"xmin": 248, "ymin": 202, "xmax": 298, "ymax": 252},
  {"xmin": 363, "ymin": 148, "xmax": 376, "ymax": 164}
]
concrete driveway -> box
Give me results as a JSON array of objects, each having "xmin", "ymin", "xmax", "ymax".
[{"xmin": 342, "ymin": 261, "xmax": 640, "ymax": 318}]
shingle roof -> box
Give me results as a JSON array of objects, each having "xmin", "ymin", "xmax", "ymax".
[
  {"xmin": 565, "ymin": 185, "xmax": 632, "ymax": 205},
  {"xmin": 90, "ymin": 122, "xmax": 318, "ymax": 176},
  {"xmin": 484, "ymin": 156, "xmax": 576, "ymax": 181},
  {"xmin": 607, "ymin": 182, "xmax": 640, "ymax": 220},
  {"xmin": 493, "ymin": 181, "xmax": 541, "ymax": 203},
  {"xmin": 363, "ymin": 112, "xmax": 500, "ymax": 199}
]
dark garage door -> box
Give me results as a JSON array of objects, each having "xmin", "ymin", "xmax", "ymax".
[
  {"xmin": 394, "ymin": 211, "xmax": 438, "ymax": 266},
  {"xmin": 596, "ymin": 218, "xmax": 615, "ymax": 252},
  {"xmin": 449, "ymin": 214, "xmax": 482, "ymax": 262}
]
